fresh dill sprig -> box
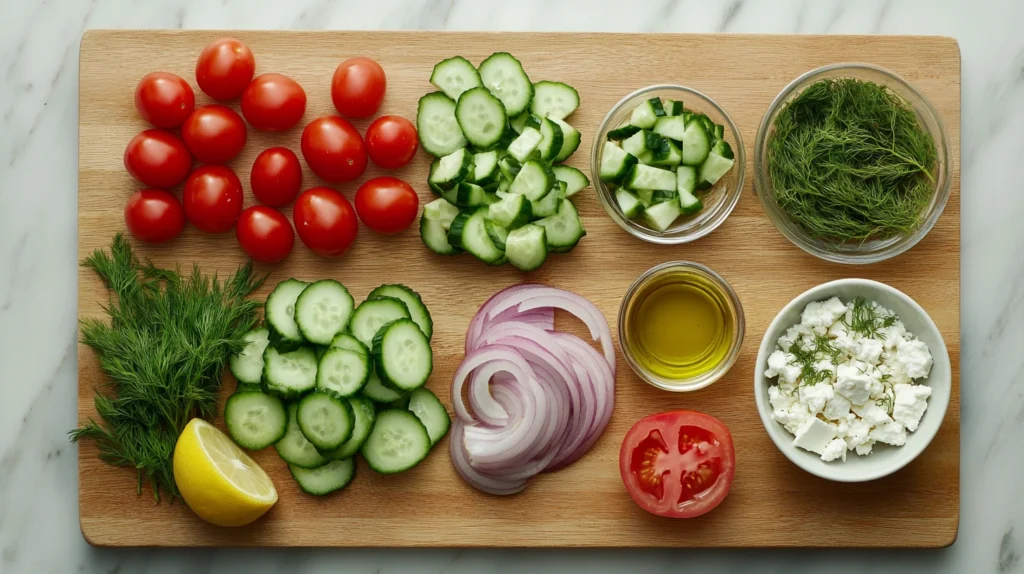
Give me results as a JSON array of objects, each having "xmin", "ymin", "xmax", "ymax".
[
  {"xmin": 70, "ymin": 234, "xmax": 264, "ymax": 501},
  {"xmin": 843, "ymin": 297, "xmax": 886, "ymax": 339},
  {"xmin": 767, "ymin": 77, "xmax": 937, "ymax": 244},
  {"xmin": 788, "ymin": 339, "xmax": 833, "ymax": 386}
]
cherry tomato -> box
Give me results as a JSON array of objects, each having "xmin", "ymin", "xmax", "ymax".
[
  {"xmin": 292, "ymin": 187, "xmax": 357, "ymax": 257},
  {"xmin": 235, "ymin": 206, "xmax": 295, "ymax": 263},
  {"xmin": 365, "ymin": 115, "xmax": 418, "ymax": 169},
  {"xmin": 181, "ymin": 105, "xmax": 247, "ymax": 164},
  {"xmin": 134, "ymin": 72, "xmax": 195, "ymax": 128},
  {"xmin": 182, "ymin": 165, "xmax": 244, "ymax": 233},
  {"xmin": 331, "ymin": 57, "xmax": 386, "ymax": 119},
  {"xmin": 195, "ymin": 37, "xmax": 256, "ymax": 101},
  {"xmin": 123, "ymin": 129, "xmax": 192, "ymax": 189},
  {"xmin": 250, "ymin": 147, "xmax": 302, "ymax": 207},
  {"xmin": 619, "ymin": 411, "xmax": 735, "ymax": 519},
  {"xmin": 241, "ymin": 73, "xmax": 307, "ymax": 132},
  {"xmin": 300, "ymin": 116, "xmax": 367, "ymax": 183},
  {"xmin": 123, "ymin": 189, "xmax": 185, "ymax": 244},
  {"xmin": 354, "ymin": 177, "xmax": 419, "ymax": 235}
]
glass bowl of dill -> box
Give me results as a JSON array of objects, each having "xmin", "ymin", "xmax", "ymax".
[
  {"xmin": 592, "ymin": 84, "xmax": 746, "ymax": 244},
  {"xmin": 753, "ymin": 63, "xmax": 951, "ymax": 264}
]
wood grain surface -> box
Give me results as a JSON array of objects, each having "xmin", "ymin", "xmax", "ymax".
[{"xmin": 77, "ymin": 30, "xmax": 961, "ymax": 548}]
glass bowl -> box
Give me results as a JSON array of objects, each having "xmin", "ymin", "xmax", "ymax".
[
  {"xmin": 591, "ymin": 85, "xmax": 746, "ymax": 244},
  {"xmin": 753, "ymin": 63, "xmax": 952, "ymax": 264},
  {"xmin": 618, "ymin": 261, "xmax": 745, "ymax": 392}
]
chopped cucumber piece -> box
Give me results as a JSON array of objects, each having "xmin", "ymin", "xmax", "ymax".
[
  {"xmin": 699, "ymin": 150, "xmax": 736, "ymax": 188},
  {"xmin": 681, "ymin": 120, "xmax": 711, "ymax": 166},
  {"xmin": 294, "ymin": 279, "xmax": 354, "ymax": 346},
  {"xmin": 509, "ymin": 112, "xmax": 530, "ymax": 134},
  {"xmin": 262, "ymin": 346, "xmax": 318, "ymax": 399},
  {"xmin": 676, "ymin": 165, "xmax": 698, "ymax": 195},
  {"xmin": 550, "ymin": 118, "xmax": 581, "ymax": 162},
  {"xmin": 417, "ymin": 92, "xmax": 467, "ymax": 157},
  {"xmin": 629, "ymin": 98, "xmax": 663, "ymax": 129},
  {"xmin": 509, "ymin": 160, "xmax": 555, "ymax": 201},
  {"xmin": 429, "ymin": 55, "xmax": 482, "ymax": 101},
  {"xmin": 651, "ymin": 189, "xmax": 678, "ymax": 204},
  {"xmin": 506, "ymin": 127, "xmax": 543, "ymax": 163},
  {"xmin": 429, "ymin": 148, "xmax": 474, "ymax": 191},
  {"xmin": 275, "ymin": 403, "xmax": 328, "ymax": 469},
  {"xmin": 488, "ymin": 192, "xmax": 533, "ymax": 229},
  {"xmin": 624, "ymin": 164, "xmax": 677, "ymax": 191},
  {"xmin": 455, "ymin": 86, "xmax": 508, "ymax": 149},
  {"xmin": 615, "ymin": 188, "xmax": 644, "ymax": 219},
  {"xmin": 537, "ymin": 117, "xmax": 564, "ymax": 161},
  {"xmin": 323, "ymin": 395, "xmax": 376, "ymax": 460},
  {"xmin": 265, "ymin": 279, "xmax": 308, "ymax": 352},
  {"xmin": 679, "ymin": 189, "xmax": 704, "ymax": 215},
  {"xmin": 407, "ymin": 388, "xmax": 451, "ymax": 446},
  {"xmin": 454, "ymin": 181, "xmax": 488, "ymax": 207},
  {"xmin": 552, "ymin": 165, "xmax": 590, "ymax": 197},
  {"xmin": 485, "ymin": 220, "xmax": 509, "ymax": 251},
  {"xmin": 296, "ymin": 391, "xmax": 354, "ymax": 452},
  {"xmin": 229, "ymin": 327, "xmax": 270, "ymax": 386},
  {"xmin": 607, "ymin": 125, "xmax": 641, "ymax": 141},
  {"xmin": 599, "ymin": 141, "xmax": 638, "ymax": 184},
  {"xmin": 530, "ymin": 181, "xmax": 565, "ymax": 219},
  {"xmin": 530, "ymin": 81, "xmax": 580, "ymax": 121},
  {"xmin": 316, "ymin": 347, "xmax": 370, "ymax": 398},
  {"xmin": 643, "ymin": 200, "xmax": 683, "ymax": 232},
  {"xmin": 636, "ymin": 189, "xmax": 654, "ymax": 208},
  {"xmin": 664, "ymin": 99, "xmax": 685, "ymax": 116},
  {"xmin": 535, "ymin": 199, "xmax": 586, "ymax": 253},
  {"xmin": 420, "ymin": 217, "xmax": 459, "ymax": 255},
  {"xmin": 348, "ymin": 297, "xmax": 411, "ymax": 349},
  {"xmin": 649, "ymin": 138, "xmax": 682, "ymax": 168},
  {"xmin": 505, "ymin": 224, "xmax": 548, "ymax": 271},
  {"xmin": 478, "ymin": 52, "xmax": 533, "ymax": 117},
  {"xmin": 448, "ymin": 208, "xmax": 505, "ymax": 264},
  {"xmin": 360, "ymin": 409, "xmax": 431, "ymax": 474},
  {"xmin": 289, "ymin": 458, "xmax": 355, "ymax": 496},
  {"xmin": 367, "ymin": 284, "xmax": 432, "ymax": 340},
  {"xmin": 372, "ymin": 318, "xmax": 433, "ymax": 392},
  {"xmin": 471, "ymin": 150, "xmax": 500, "ymax": 187},
  {"xmin": 622, "ymin": 130, "xmax": 660, "ymax": 161},
  {"xmin": 653, "ymin": 115, "xmax": 688, "ymax": 141},
  {"xmin": 422, "ymin": 198, "xmax": 460, "ymax": 227},
  {"xmin": 224, "ymin": 390, "xmax": 287, "ymax": 450}
]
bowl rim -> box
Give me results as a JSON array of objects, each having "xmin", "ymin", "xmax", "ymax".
[
  {"xmin": 752, "ymin": 62, "xmax": 952, "ymax": 265},
  {"xmin": 619, "ymin": 260, "xmax": 745, "ymax": 392},
  {"xmin": 591, "ymin": 84, "xmax": 746, "ymax": 245},
  {"xmin": 753, "ymin": 278, "xmax": 951, "ymax": 482}
]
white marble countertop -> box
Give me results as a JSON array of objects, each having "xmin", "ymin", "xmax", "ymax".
[{"xmin": 2, "ymin": 0, "xmax": 1022, "ymax": 571}]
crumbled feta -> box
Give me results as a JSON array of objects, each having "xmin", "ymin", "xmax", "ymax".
[{"xmin": 766, "ymin": 297, "xmax": 934, "ymax": 462}]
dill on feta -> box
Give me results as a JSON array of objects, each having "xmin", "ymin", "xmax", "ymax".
[
  {"xmin": 843, "ymin": 297, "xmax": 893, "ymax": 339},
  {"xmin": 787, "ymin": 338, "xmax": 833, "ymax": 386},
  {"xmin": 766, "ymin": 77, "xmax": 937, "ymax": 244},
  {"xmin": 70, "ymin": 234, "xmax": 264, "ymax": 501}
]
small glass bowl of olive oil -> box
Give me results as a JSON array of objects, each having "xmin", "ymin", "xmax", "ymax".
[{"xmin": 619, "ymin": 261, "xmax": 745, "ymax": 392}]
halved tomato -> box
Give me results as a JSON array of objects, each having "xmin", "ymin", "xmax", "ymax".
[{"xmin": 619, "ymin": 410, "xmax": 735, "ymax": 518}]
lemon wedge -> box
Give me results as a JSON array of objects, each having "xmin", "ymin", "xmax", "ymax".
[{"xmin": 173, "ymin": 418, "xmax": 277, "ymax": 527}]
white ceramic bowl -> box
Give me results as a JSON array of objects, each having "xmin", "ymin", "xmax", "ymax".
[{"xmin": 754, "ymin": 278, "xmax": 951, "ymax": 482}]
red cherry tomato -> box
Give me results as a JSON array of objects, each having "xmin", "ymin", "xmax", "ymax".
[
  {"xmin": 365, "ymin": 115, "xmax": 418, "ymax": 169},
  {"xmin": 331, "ymin": 57, "xmax": 386, "ymax": 119},
  {"xmin": 123, "ymin": 189, "xmax": 186, "ymax": 244},
  {"xmin": 134, "ymin": 72, "xmax": 195, "ymax": 128},
  {"xmin": 300, "ymin": 116, "xmax": 367, "ymax": 183},
  {"xmin": 182, "ymin": 165, "xmax": 244, "ymax": 233},
  {"xmin": 292, "ymin": 187, "xmax": 357, "ymax": 257},
  {"xmin": 241, "ymin": 73, "xmax": 307, "ymax": 132},
  {"xmin": 181, "ymin": 105, "xmax": 247, "ymax": 164},
  {"xmin": 250, "ymin": 147, "xmax": 302, "ymax": 207},
  {"xmin": 619, "ymin": 411, "xmax": 736, "ymax": 519},
  {"xmin": 123, "ymin": 129, "xmax": 192, "ymax": 189},
  {"xmin": 354, "ymin": 177, "xmax": 419, "ymax": 235},
  {"xmin": 235, "ymin": 206, "xmax": 295, "ymax": 263},
  {"xmin": 195, "ymin": 37, "xmax": 256, "ymax": 101}
]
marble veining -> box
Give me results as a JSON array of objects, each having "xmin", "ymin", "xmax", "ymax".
[{"xmin": 2, "ymin": 0, "xmax": 1023, "ymax": 571}]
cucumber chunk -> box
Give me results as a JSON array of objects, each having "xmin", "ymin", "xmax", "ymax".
[
  {"xmin": 360, "ymin": 409, "xmax": 432, "ymax": 474},
  {"xmin": 642, "ymin": 200, "xmax": 683, "ymax": 232},
  {"xmin": 679, "ymin": 188, "xmax": 704, "ymax": 215},
  {"xmin": 471, "ymin": 150, "xmax": 500, "ymax": 187},
  {"xmin": 294, "ymin": 279, "xmax": 354, "ymax": 346},
  {"xmin": 422, "ymin": 198, "xmax": 460, "ymax": 227},
  {"xmin": 510, "ymin": 160, "xmax": 555, "ymax": 201},
  {"xmin": 417, "ymin": 92, "xmax": 467, "ymax": 157},
  {"xmin": 420, "ymin": 217, "xmax": 459, "ymax": 255},
  {"xmin": 506, "ymin": 127, "xmax": 543, "ymax": 163},
  {"xmin": 615, "ymin": 188, "xmax": 644, "ymax": 219},
  {"xmin": 485, "ymin": 219, "xmax": 509, "ymax": 251},
  {"xmin": 224, "ymin": 390, "xmax": 288, "ymax": 450},
  {"xmin": 599, "ymin": 141, "xmax": 638, "ymax": 184},
  {"xmin": 624, "ymin": 164, "xmax": 677, "ymax": 191},
  {"xmin": 653, "ymin": 115, "xmax": 688, "ymax": 141},
  {"xmin": 505, "ymin": 224, "xmax": 548, "ymax": 271},
  {"xmin": 681, "ymin": 120, "xmax": 711, "ymax": 166},
  {"xmin": 677, "ymin": 165, "xmax": 698, "ymax": 195},
  {"xmin": 429, "ymin": 148, "xmax": 474, "ymax": 191},
  {"xmin": 535, "ymin": 199, "xmax": 586, "ymax": 252},
  {"xmin": 537, "ymin": 117, "xmax": 564, "ymax": 161},
  {"xmin": 487, "ymin": 192, "xmax": 533, "ymax": 229},
  {"xmin": 550, "ymin": 118, "xmax": 581, "ymax": 162},
  {"xmin": 449, "ymin": 208, "xmax": 505, "ymax": 264},
  {"xmin": 530, "ymin": 181, "xmax": 566, "ymax": 219},
  {"xmin": 552, "ymin": 165, "xmax": 590, "ymax": 197}
]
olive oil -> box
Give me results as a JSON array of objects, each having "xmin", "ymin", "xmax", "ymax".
[{"xmin": 623, "ymin": 269, "xmax": 735, "ymax": 380}]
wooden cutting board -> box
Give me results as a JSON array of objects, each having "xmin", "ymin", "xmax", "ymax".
[{"xmin": 77, "ymin": 30, "xmax": 961, "ymax": 548}]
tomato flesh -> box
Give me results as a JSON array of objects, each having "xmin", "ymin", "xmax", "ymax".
[{"xmin": 619, "ymin": 411, "xmax": 735, "ymax": 518}]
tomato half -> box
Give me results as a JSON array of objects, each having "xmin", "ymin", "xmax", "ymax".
[
  {"xmin": 123, "ymin": 189, "xmax": 185, "ymax": 244},
  {"xmin": 181, "ymin": 105, "xmax": 247, "ymax": 164},
  {"xmin": 330, "ymin": 57, "xmax": 386, "ymax": 119},
  {"xmin": 195, "ymin": 37, "xmax": 256, "ymax": 101},
  {"xmin": 365, "ymin": 115, "xmax": 418, "ymax": 169},
  {"xmin": 134, "ymin": 72, "xmax": 195, "ymax": 128},
  {"xmin": 236, "ymin": 206, "xmax": 295, "ymax": 263},
  {"xmin": 619, "ymin": 411, "xmax": 735, "ymax": 518},
  {"xmin": 300, "ymin": 116, "xmax": 367, "ymax": 183},
  {"xmin": 182, "ymin": 165, "xmax": 244, "ymax": 233},
  {"xmin": 292, "ymin": 187, "xmax": 357, "ymax": 257},
  {"xmin": 123, "ymin": 129, "xmax": 192, "ymax": 189},
  {"xmin": 354, "ymin": 177, "xmax": 419, "ymax": 235},
  {"xmin": 250, "ymin": 147, "xmax": 302, "ymax": 207},
  {"xmin": 241, "ymin": 73, "xmax": 307, "ymax": 132}
]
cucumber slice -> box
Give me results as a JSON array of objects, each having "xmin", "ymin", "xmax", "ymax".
[
  {"xmin": 275, "ymin": 403, "xmax": 328, "ymax": 469},
  {"xmin": 224, "ymin": 390, "xmax": 288, "ymax": 450},
  {"xmin": 485, "ymin": 220, "xmax": 509, "ymax": 251},
  {"xmin": 607, "ymin": 125, "xmax": 641, "ymax": 141},
  {"xmin": 624, "ymin": 164, "xmax": 677, "ymax": 191},
  {"xmin": 505, "ymin": 224, "xmax": 548, "ymax": 272},
  {"xmin": 530, "ymin": 81, "xmax": 580, "ymax": 121},
  {"xmin": 429, "ymin": 148, "xmax": 474, "ymax": 191},
  {"xmin": 329, "ymin": 332, "xmax": 368, "ymax": 355},
  {"xmin": 676, "ymin": 165, "xmax": 698, "ymax": 195},
  {"xmin": 509, "ymin": 112, "xmax": 530, "ymax": 134},
  {"xmin": 552, "ymin": 165, "xmax": 590, "ymax": 197},
  {"xmin": 681, "ymin": 120, "xmax": 711, "ymax": 166},
  {"xmin": 362, "ymin": 369, "xmax": 405, "ymax": 403},
  {"xmin": 407, "ymin": 388, "xmax": 451, "ymax": 446},
  {"xmin": 296, "ymin": 391, "xmax": 354, "ymax": 451},
  {"xmin": 372, "ymin": 318, "xmax": 433, "ymax": 392},
  {"xmin": 510, "ymin": 160, "xmax": 555, "ymax": 201},
  {"xmin": 615, "ymin": 188, "xmax": 644, "ymax": 219},
  {"xmin": 535, "ymin": 199, "xmax": 586, "ymax": 253},
  {"xmin": 316, "ymin": 347, "xmax": 371, "ymax": 398},
  {"xmin": 294, "ymin": 279, "xmax": 354, "ymax": 346},
  {"xmin": 323, "ymin": 395, "xmax": 376, "ymax": 460},
  {"xmin": 506, "ymin": 127, "xmax": 543, "ymax": 163},
  {"xmin": 537, "ymin": 117, "xmax": 564, "ymax": 161},
  {"xmin": 430, "ymin": 55, "xmax": 482, "ymax": 101},
  {"xmin": 487, "ymin": 192, "xmax": 533, "ymax": 229},
  {"xmin": 348, "ymin": 297, "xmax": 411, "ymax": 349},
  {"xmin": 420, "ymin": 217, "xmax": 459, "ymax": 255},
  {"xmin": 599, "ymin": 141, "xmax": 638, "ymax": 184},
  {"xmin": 642, "ymin": 200, "xmax": 683, "ymax": 232},
  {"xmin": 653, "ymin": 115, "xmax": 688, "ymax": 141},
  {"xmin": 367, "ymin": 284, "xmax": 432, "ymax": 340},
  {"xmin": 360, "ymin": 409, "xmax": 432, "ymax": 474},
  {"xmin": 229, "ymin": 327, "xmax": 270, "ymax": 386},
  {"xmin": 679, "ymin": 188, "xmax": 704, "ymax": 215},
  {"xmin": 289, "ymin": 458, "xmax": 355, "ymax": 496},
  {"xmin": 265, "ymin": 279, "xmax": 308, "ymax": 352},
  {"xmin": 422, "ymin": 198, "xmax": 460, "ymax": 227},
  {"xmin": 448, "ymin": 208, "xmax": 505, "ymax": 264},
  {"xmin": 455, "ymin": 86, "xmax": 508, "ymax": 150},
  {"xmin": 454, "ymin": 182, "xmax": 488, "ymax": 208},
  {"xmin": 530, "ymin": 181, "xmax": 565, "ymax": 219},
  {"xmin": 417, "ymin": 92, "xmax": 467, "ymax": 157},
  {"xmin": 471, "ymin": 150, "xmax": 500, "ymax": 187},
  {"xmin": 262, "ymin": 346, "xmax": 318, "ymax": 399},
  {"xmin": 478, "ymin": 52, "xmax": 533, "ymax": 117},
  {"xmin": 550, "ymin": 118, "xmax": 581, "ymax": 162}
]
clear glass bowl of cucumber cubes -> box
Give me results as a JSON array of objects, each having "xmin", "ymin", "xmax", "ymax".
[
  {"xmin": 593, "ymin": 85, "xmax": 745, "ymax": 244},
  {"xmin": 418, "ymin": 53, "xmax": 591, "ymax": 271}
]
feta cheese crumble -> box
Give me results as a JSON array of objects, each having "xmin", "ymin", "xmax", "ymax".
[{"xmin": 765, "ymin": 296, "xmax": 933, "ymax": 462}]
